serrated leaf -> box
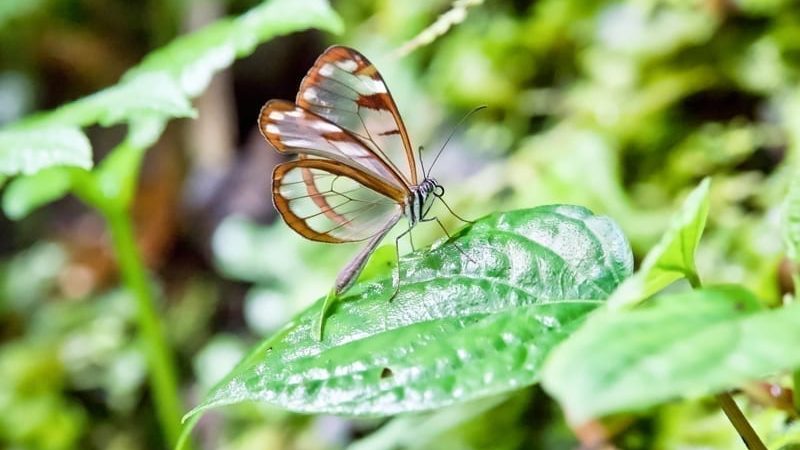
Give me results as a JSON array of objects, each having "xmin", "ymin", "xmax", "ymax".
[
  {"xmin": 608, "ymin": 177, "xmax": 710, "ymax": 308},
  {"xmin": 187, "ymin": 205, "xmax": 633, "ymax": 418},
  {"xmin": 2, "ymin": 167, "xmax": 77, "ymax": 219},
  {"xmin": 542, "ymin": 285, "xmax": 800, "ymax": 423},
  {"xmin": 0, "ymin": 126, "xmax": 91, "ymax": 176},
  {"xmin": 125, "ymin": 0, "xmax": 344, "ymax": 97}
]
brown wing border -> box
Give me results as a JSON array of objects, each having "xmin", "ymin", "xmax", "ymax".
[
  {"xmin": 272, "ymin": 158, "xmax": 406, "ymax": 243},
  {"xmin": 296, "ymin": 45, "xmax": 418, "ymax": 185},
  {"xmin": 259, "ymin": 99, "xmax": 410, "ymax": 190}
]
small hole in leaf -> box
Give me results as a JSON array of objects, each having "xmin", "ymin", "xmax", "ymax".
[{"xmin": 380, "ymin": 367, "xmax": 393, "ymax": 379}]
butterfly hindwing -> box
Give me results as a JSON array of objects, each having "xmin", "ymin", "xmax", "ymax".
[{"xmin": 272, "ymin": 158, "xmax": 404, "ymax": 243}]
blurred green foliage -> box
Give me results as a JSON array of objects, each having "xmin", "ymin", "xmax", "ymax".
[{"xmin": 2, "ymin": 0, "xmax": 800, "ymax": 449}]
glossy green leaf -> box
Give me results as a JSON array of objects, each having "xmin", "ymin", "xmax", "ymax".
[
  {"xmin": 124, "ymin": 0, "xmax": 344, "ymax": 97},
  {"xmin": 187, "ymin": 205, "xmax": 633, "ymax": 418},
  {"xmin": 608, "ymin": 178, "xmax": 710, "ymax": 308},
  {"xmin": 543, "ymin": 285, "xmax": 800, "ymax": 423},
  {"xmin": 0, "ymin": 126, "xmax": 91, "ymax": 176}
]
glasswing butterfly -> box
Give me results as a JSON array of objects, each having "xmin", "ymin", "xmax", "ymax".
[{"xmin": 259, "ymin": 45, "xmax": 472, "ymax": 339}]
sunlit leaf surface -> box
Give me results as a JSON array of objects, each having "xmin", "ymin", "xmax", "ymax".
[
  {"xmin": 543, "ymin": 286, "xmax": 800, "ymax": 423},
  {"xmin": 188, "ymin": 205, "xmax": 632, "ymax": 417},
  {"xmin": 608, "ymin": 178, "xmax": 710, "ymax": 308}
]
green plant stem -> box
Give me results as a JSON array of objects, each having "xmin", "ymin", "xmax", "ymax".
[
  {"xmin": 686, "ymin": 273, "xmax": 766, "ymax": 450},
  {"xmin": 716, "ymin": 393, "xmax": 767, "ymax": 450},
  {"xmin": 104, "ymin": 206, "xmax": 186, "ymax": 449},
  {"xmin": 793, "ymin": 273, "xmax": 800, "ymax": 413}
]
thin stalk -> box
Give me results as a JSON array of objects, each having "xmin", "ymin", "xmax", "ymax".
[
  {"xmin": 687, "ymin": 273, "xmax": 766, "ymax": 450},
  {"xmin": 104, "ymin": 207, "xmax": 186, "ymax": 449},
  {"xmin": 716, "ymin": 393, "xmax": 767, "ymax": 450},
  {"xmin": 793, "ymin": 272, "xmax": 800, "ymax": 413}
]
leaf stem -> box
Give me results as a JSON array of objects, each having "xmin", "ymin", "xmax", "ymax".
[
  {"xmin": 687, "ymin": 273, "xmax": 766, "ymax": 450},
  {"xmin": 716, "ymin": 393, "xmax": 767, "ymax": 450},
  {"xmin": 104, "ymin": 206, "xmax": 187, "ymax": 449},
  {"xmin": 793, "ymin": 273, "xmax": 800, "ymax": 413}
]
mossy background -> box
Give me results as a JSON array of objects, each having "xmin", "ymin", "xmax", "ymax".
[{"xmin": 0, "ymin": 0, "xmax": 798, "ymax": 449}]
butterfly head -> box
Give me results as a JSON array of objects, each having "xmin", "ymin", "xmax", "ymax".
[{"xmin": 419, "ymin": 178, "xmax": 444, "ymax": 198}]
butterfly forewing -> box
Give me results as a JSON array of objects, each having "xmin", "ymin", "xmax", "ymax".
[
  {"xmin": 260, "ymin": 100, "xmax": 407, "ymax": 189},
  {"xmin": 273, "ymin": 158, "xmax": 404, "ymax": 243},
  {"xmin": 296, "ymin": 46, "xmax": 418, "ymax": 186}
]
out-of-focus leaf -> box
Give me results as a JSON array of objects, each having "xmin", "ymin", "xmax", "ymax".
[
  {"xmin": 1, "ymin": 0, "xmax": 342, "ymax": 184},
  {"xmin": 0, "ymin": 127, "xmax": 91, "ymax": 176},
  {"xmin": 608, "ymin": 178, "xmax": 710, "ymax": 308},
  {"xmin": 92, "ymin": 118, "xmax": 168, "ymax": 209},
  {"xmin": 0, "ymin": 0, "xmax": 44, "ymax": 30},
  {"xmin": 347, "ymin": 395, "xmax": 529, "ymax": 450},
  {"xmin": 39, "ymin": 73, "xmax": 195, "ymax": 128},
  {"xmin": 542, "ymin": 286, "xmax": 800, "ymax": 423},
  {"xmin": 784, "ymin": 171, "xmax": 800, "ymax": 263},
  {"xmin": 2, "ymin": 167, "xmax": 77, "ymax": 220},
  {"xmin": 0, "ymin": 242, "xmax": 67, "ymax": 314},
  {"xmin": 188, "ymin": 205, "xmax": 632, "ymax": 418},
  {"xmin": 125, "ymin": 0, "xmax": 344, "ymax": 97}
]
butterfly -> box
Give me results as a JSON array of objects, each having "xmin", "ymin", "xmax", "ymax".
[{"xmin": 259, "ymin": 45, "xmax": 472, "ymax": 339}]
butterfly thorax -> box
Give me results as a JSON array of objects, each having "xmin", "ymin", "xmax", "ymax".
[{"xmin": 405, "ymin": 178, "xmax": 441, "ymax": 226}]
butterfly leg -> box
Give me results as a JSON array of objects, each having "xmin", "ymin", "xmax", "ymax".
[
  {"xmin": 316, "ymin": 223, "xmax": 397, "ymax": 341},
  {"xmin": 421, "ymin": 216, "xmax": 476, "ymax": 264},
  {"xmin": 389, "ymin": 226, "xmax": 414, "ymax": 302},
  {"xmin": 438, "ymin": 196, "xmax": 475, "ymax": 224}
]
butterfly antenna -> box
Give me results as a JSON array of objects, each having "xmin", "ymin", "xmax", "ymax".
[{"xmin": 427, "ymin": 105, "xmax": 487, "ymax": 176}]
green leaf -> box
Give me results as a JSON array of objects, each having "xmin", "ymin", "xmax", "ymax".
[
  {"xmin": 0, "ymin": 0, "xmax": 44, "ymax": 29},
  {"xmin": 2, "ymin": 118, "xmax": 168, "ymax": 219},
  {"xmin": 52, "ymin": 73, "xmax": 196, "ymax": 127},
  {"xmin": 2, "ymin": 167, "xmax": 78, "ymax": 219},
  {"xmin": 1, "ymin": 0, "xmax": 342, "ymax": 181},
  {"xmin": 542, "ymin": 285, "xmax": 800, "ymax": 423},
  {"xmin": 608, "ymin": 177, "xmax": 710, "ymax": 308},
  {"xmin": 347, "ymin": 394, "xmax": 517, "ymax": 450},
  {"xmin": 187, "ymin": 205, "xmax": 632, "ymax": 418},
  {"xmin": 0, "ymin": 126, "xmax": 92, "ymax": 176},
  {"xmin": 124, "ymin": 0, "xmax": 344, "ymax": 97}
]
